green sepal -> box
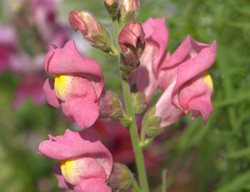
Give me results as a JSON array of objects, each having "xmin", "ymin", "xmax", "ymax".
[
  {"xmin": 120, "ymin": 114, "xmax": 133, "ymax": 128},
  {"xmin": 108, "ymin": 163, "xmax": 134, "ymax": 191},
  {"xmin": 142, "ymin": 106, "xmax": 162, "ymax": 137},
  {"xmin": 140, "ymin": 138, "xmax": 154, "ymax": 148},
  {"xmin": 131, "ymin": 92, "xmax": 147, "ymax": 114},
  {"xmin": 120, "ymin": 8, "xmax": 136, "ymax": 25},
  {"xmin": 103, "ymin": 1, "xmax": 119, "ymax": 20},
  {"xmin": 91, "ymin": 33, "xmax": 113, "ymax": 53}
]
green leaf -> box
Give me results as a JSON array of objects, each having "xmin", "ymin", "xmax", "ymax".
[
  {"xmin": 216, "ymin": 171, "xmax": 250, "ymax": 192},
  {"xmin": 227, "ymin": 147, "xmax": 250, "ymax": 159},
  {"xmin": 227, "ymin": 22, "xmax": 250, "ymax": 29}
]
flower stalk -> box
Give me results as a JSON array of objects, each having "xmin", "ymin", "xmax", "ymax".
[{"xmin": 120, "ymin": 75, "xmax": 149, "ymax": 192}]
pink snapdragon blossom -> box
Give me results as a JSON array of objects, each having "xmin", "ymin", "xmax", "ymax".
[
  {"xmin": 43, "ymin": 40, "xmax": 104, "ymax": 128},
  {"xmin": 38, "ymin": 129, "xmax": 112, "ymax": 192},
  {"xmin": 129, "ymin": 18, "xmax": 217, "ymax": 128},
  {"xmin": 129, "ymin": 18, "xmax": 168, "ymax": 102},
  {"xmin": 158, "ymin": 35, "xmax": 217, "ymax": 123}
]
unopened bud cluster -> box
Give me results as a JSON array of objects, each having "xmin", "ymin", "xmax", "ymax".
[{"xmin": 104, "ymin": 0, "xmax": 139, "ymax": 23}]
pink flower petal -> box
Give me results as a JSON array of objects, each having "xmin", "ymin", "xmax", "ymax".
[
  {"xmin": 188, "ymin": 93, "xmax": 213, "ymax": 122},
  {"xmin": 161, "ymin": 35, "xmax": 193, "ymax": 69},
  {"xmin": 129, "ymin": 18, "xmax": 169, "ymax": 102},
  {"xmin": 143, "ymin": 18, "xmax": 168, "ymax": 68},
  {"xmin": 43, "ymin": 79, "xmax": 61, "ymax": 108},
  {"xmin": 176, "ymin": 75, "xmax": 213, "ymax": 121},
  {"xmin": 129, "ymin": 45, "xmax": 158, "ymax": 102},
  {"xmin": 61, "ymin": 98, "xmax": 99, "ymax": 129},
  {"xmin": 172, "ymin": 39, "xmax": 217, "ymax": 94},
  {"xmin": 38, "ymin": 129, "xmax": 113, "ymax": 178},
  {"xmin": 155, "ymin": 82, "xmax": 183, "ymax": 128},
  {"xmin": 44, "ymin": 40, "xmax": 103, "ymax": 98},
  {"xmin": 54, "ymin": 164, "xmax": 71, "ymax": 189},
  {"xmin": 74, "ymin": 178, "xmax": 111, "ymax": 192}
]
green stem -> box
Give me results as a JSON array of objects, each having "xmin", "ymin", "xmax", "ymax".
[
  {"xmin": 110, "ymin": 44, "xmax": 119, "ymax": 56},
  {"xmin": 162, "ymin": 169, "xmax": 167, "ymax": 192},
  {"xmin": 140, "ymin": 122, "xmax": 146, "ymax": 143},
  {"xmin": 121, "ymin": 79, "xmax": 150, "ymax": 192}
]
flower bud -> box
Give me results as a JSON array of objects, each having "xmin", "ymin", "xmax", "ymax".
[
  {"xmin": 119, "ymin": 0, "xmax": 139, "ymax": 23},
  {"xmin": 69, "ymin": 9, "xmax": 113, "ymax": 53},
  {"xmin": 118, "ymin": 22, "xmax": 145, "ymax": 79},
  {"xmin": 131, "ymin": 92, "xmax": 146, "ymax": 114},
  {"xmin": 103, "ymin": 0, "xmax": 119, "ymax": 20},
  {"xmin": 108, "ymin": 163, "xmax": 133, "ymax": 191},
  {"xmin": 142, "ymin": 106, "xmax": 162, "ymax": 138},
  {"xmin": 104, "ymin": 0, "xmax": 117, "ymax": 6},
  {"xmin": 99, "ymin": 90, "xmax": 123, "ymax": 120}
]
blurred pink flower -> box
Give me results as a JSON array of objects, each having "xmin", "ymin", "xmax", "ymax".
[
  {"xmin": 31, "ymin": 0, "xmax": 69, "ymax": 47},
  {"xmin": 39, "ymin": 129, "xmax": 112, "ymax": 192},
  {"xmin": 13, "ymin": 75, "xmax": 45, "ymax": 109},
  {"xmin": 158, "ymin": 35, "xmax": 217, "ymax": 123},
  {"xmin": 0, "ymin": 25, "xmax": 17, "ymax": 72},
  {"xmin": 0, "ymin": 25, "xmax": 46, "ymax": 109},
  {"xmin": 43, "ymin": 40, "xmax": 104, "ymax": 128},
  {"xmin": 129, "ymin": 18, "xmax": 168, "ymax": 102},
  {"xmin": 0, "ymin": 0, "xmax": 70, "ymax": 109}
]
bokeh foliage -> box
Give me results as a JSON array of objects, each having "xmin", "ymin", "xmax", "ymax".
[{"xmin": 0, "ymin": 0, "xmax": 250, "ymax": 191}]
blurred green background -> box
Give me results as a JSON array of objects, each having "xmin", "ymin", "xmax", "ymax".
[{"xmin": 0, "ymin": 0, "xmax": 250, "ymax": 191}]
